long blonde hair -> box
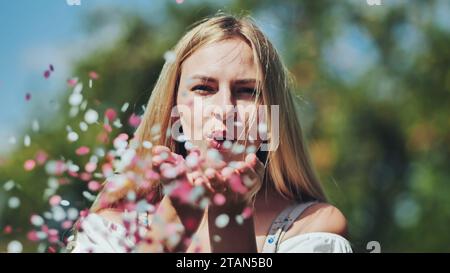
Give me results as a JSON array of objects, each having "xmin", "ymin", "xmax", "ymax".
[{"xmin": 92, "ymin": 12, "xmax": 326, "ymax": 212}]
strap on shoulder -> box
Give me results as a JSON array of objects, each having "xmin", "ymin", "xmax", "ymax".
[{"xmin": 261, "ymin": 201, "xmax": 318, "ymax": 253}]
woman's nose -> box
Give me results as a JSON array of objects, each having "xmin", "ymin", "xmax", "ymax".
[{"xmin": 213, "ymin": 88, "xmax": 235, "ymax": 119}]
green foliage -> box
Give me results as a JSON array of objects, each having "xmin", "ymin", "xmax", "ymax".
[{"xmin": 1, "ymin": 0, "xmax": 449, "ymax": 252}]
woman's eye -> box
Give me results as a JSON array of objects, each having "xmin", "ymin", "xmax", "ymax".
[
  {"xmin": 191, "ymin": 85, "xmax": 216, "ymax": 95},
  {"xmin": 237, "ymin": 87, "xmax": 257, "ymax": 97}
]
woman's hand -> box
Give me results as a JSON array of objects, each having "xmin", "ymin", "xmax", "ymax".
[{"xmin": 205, "ymin": 153, "xmax": 265, "ymax": 210}]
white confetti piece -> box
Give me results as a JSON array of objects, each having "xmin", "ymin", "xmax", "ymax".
[
  {"xmin": 80, "ymin": 100, "xmax": 87, "ymax": 111},
  {"xmin": 84, "ymin": 109, "xmax": 98, "ymax": 124},
  {"xmin": 60, "ymin": 200, "xmax": 70, "ymax": 206},
  {"xmin": 69, "ymin": 106, "xmax": 79, "ymax": 117},
  {"xmin": 31, "ymin": 215, "xmax": 44, "ymax": 226},
  {"xmin": 164, "ymin": 50, "xmax": 176, "ymax": 63},
  {"xmin": 32, "ymin": 119, "xmax": 40, "ymax": 132},
  {"xmin": 47, "ymin": 178, "xmax": 59, "ymax": 189},
  {"xmin": 68, "ymin": 93, "xmax": 83, "ymax": 106},
  {"xmin": 52, "ymin": 206, "xmax": 66, "ymax": 222},
  {"xmin": 82, "ymin": 191, "xmax": 96, "ymax": 201},
  {"xmin": 24, "ymin": 135, "xmax": 31, "ymax": 147},
  {"xmin": 231, "ymin": 143, "xmax": 245, "ymax": 154},
  {"xmin": 246, "ymin": 145, "xmax": 257, "ymax": 154},
  {"xmin": 73, "ymin": 82, "xmax": 83, "ymax": 93},
  {"xmin": 67, "ymin": 163, "xmax": 80, "ymax": 173},
  {"xmin": 7, "ymin": 241, "xmax": 23, "ymax": 253},
  {"xmin": 67, "ymin": 208, "xmax": 79, "ymax": 220},
  {"xmin": 79, "ymin": 121, "xmax": 88, "ymax": 131},
  {"xmin": 235, "ymin": 215, "xmax": 244, "ymax": 225},
  {"xmin": 3, "ymin": 180, "xmax": 15, "ymax": 191},
  {"xmin": 223, "ymin": 140, "xmax": 232, "ymax": 149},
  {"xmin": 43, "ymin": 212, "xmax": 52, "ymax": 219},
  {"xmin": 142, "ymin": 141, "xmax": 153, "ymax": 149},
  {"xmin": 207, "ymin": 148, "xmax": 223, "ymax": 161},
  {"xmin": 151, "ymin": 124, "xmax": 161, "ymax": 135},
  {"xmin": 121, "ymin": 102, "xmax": 129, "ymax": 112},
  {"xmin": 67, "ymin": 131, "xmax": 79, "ymax": 142},
  {"xmin": 213, "ymin": 235, "xmax": 221, "ymax": 242},
  {"xmin": 113, "ymin": 119, "xmax": 122, "ymax": 128},
  {"xmin": 8, "ymin": 196, "xmax": 20, "ymax": 209},
  {"xmin": 215, "ymin": 214, "xmax": 230, "ymax": 228},
  {"xmin": 184, "ymin": 141, "xmax": 194, "ymax": 150},
  {"xmin": 95, "ymin": 148, "xmax": 105, "ymax": 157}
]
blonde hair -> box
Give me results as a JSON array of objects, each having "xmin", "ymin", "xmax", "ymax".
[{"xmin": 92, "ymin": 12, "xmax": 326, "ymax": 212}]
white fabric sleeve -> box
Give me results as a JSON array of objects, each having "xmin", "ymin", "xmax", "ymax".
[
  {"xmin": 277, "ymin": 232, "xmax": 353, "ymax": 253},
  {"xmin": 69, "ymin": 213, "xmax": 136, "ymax": 253}
]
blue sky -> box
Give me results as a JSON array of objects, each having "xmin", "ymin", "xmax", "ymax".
[{"xmin": 0, "ymin": 1, "xmax": 163, "ymax": 154}]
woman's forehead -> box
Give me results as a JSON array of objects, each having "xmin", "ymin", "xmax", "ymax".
[{"xmin": 181, "ymin": 38, "xmax": 257, "ymax": 81}]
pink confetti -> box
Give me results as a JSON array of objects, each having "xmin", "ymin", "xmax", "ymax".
[
  {"xmin": 88, "ymin": 180, "xmax": 101, "ymax": 191},
  {"xmin": 229, "ymin": 173, "xmax": 247, "ymax": 194},
  {"xmin": 35, "ymin": 150, "xmax": 48, "ymax": 165},
  {"xmin": 176, "ymin": 0, "xmax": 184, "ymax": 4},
  {"xmin": 242, "ymin": 206, "xmax": 253, "ymax": 219},
  {"xmin": 49, "ymin": 195, "xmax": 61, "ymax": 206},
  {"xmin": 79, "ymin": 209, "xmax": 89, "ymax": 218},
  {"xmin": 170, "ymin": 181, "xmax": 193, "ymax": 204},
  {"xmin": 145, "ymin": 169, "xmax": 160, "ymax": 180},
  {"xmin": 89, "ymin": 71, "xmax": 99, "ymax": 80},
  {"xmin": 115, "ymin": 133, "xmax": 129, "ymax": 142},
  {"xmin": 24, "ymin": 159, "xmax": 36, "ymax": 171},
  {"xmin": 102, "ymin": 163, "xmax": 113, "ymax": 177},
  {"xmin": 25, "ymin": 93, "xmax": 31, "ymax": 101},
  {"xmin": 75, "ymin": 146, "xmax": 90, "ymax": 156},
  {"xmin": 103, "ymin": 123, "xmax": 112, "ymax": 133},
  {"xmin": 4, "ymin": 225, "xmax": 12, "ymax": 234},
  {"xmin": 104, "ymin": 108, "xmax": 117, "ymax": 122},
  {"xmin": 48, "ymin": 229, "xmax": 58, "ymax": 237},
  {"xmin": 67, "ymin": 78, "xmax": 78, "ymax": 87},
  {"xmin": 44, "ymin": 70, "xmax": 51, "ymax": 79},
  {"xmin": 61, "ymin": 220, "xmax": 73, "ymax": 229},
  {"xmin": 85, "ymin": 162, "xmax": 97, "ymax": 173},
  {"xmin": 79, "ymin": 172, "xmax": 92, "ymax": 181},
  {"xmin": 213, "ymin": 193, "xmax": 226, "ymax": 206},
  {"xmin": 54, "ymin": 160, "xmax": 66, "ymax": 176},
  {"xmin": 128, "ymin": 113, "xmax": 141, "ymax": 128},
  {"xmin": 96, "ymin": 131, "xmax": 109, "ymax": 144},
  {"xmin": 68, "ymin": 171, "xmax": 78, "ymax": 178},
  {"xmin": 27, "ymin": 230, "xmax": 39, "ymax": 242}
]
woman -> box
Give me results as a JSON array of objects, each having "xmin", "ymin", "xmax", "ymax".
[{"xmin": 69, "ymin": 13, "xmax": 352, "ymax": 253}]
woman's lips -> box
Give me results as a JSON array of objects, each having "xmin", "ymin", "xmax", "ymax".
[
  {"xmin": 206, "ymin": 130, "xmax": 231, "ymax": 151},
  {"xmin": 207, "ymin": 138, "xmax": 225, "ymax": 150}
]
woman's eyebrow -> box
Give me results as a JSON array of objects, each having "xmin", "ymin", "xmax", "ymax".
[
  {"xmin": 233, "ymin": 78, "xmax": 256, "ymax": 85},
  {"xmin": 189, "ymin": 75, "xmax": 256, "ymax": 85},
  {"xmin": 189, "ymin": 75, "xmax": 218, "ymax": 84}
]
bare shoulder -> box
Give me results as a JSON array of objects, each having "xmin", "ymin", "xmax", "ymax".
[{"xmin": 283, "ymin": 203, "xmax": 348, "ymax": 240}]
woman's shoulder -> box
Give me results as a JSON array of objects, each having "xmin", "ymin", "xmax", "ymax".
[
  {"xmin": 283, "ymin": 202, "xmax": 348, "ymax": 242},
  {"xmin": 69, "ymin": 209, "xmax": 152, "ymax": 253},
  {"xmin": 275, "ymin": 202, "xmax": 351, "ymax": 253},
  {"xmin": 277, "ymin": 231, "xmax": 352, "ymax": 253}
]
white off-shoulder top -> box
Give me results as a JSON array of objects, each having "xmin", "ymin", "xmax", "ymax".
[{"xmin": 69, "ymin": 201, "xmax": 352, "ymax": 253}]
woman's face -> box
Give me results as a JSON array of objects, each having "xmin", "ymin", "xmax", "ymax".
[{"xmin": 176, "ymin": 38, "xmax": 262, "ymax": 161}]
